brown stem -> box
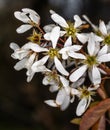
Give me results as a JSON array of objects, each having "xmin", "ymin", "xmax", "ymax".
[{"xmin": 99, "ymin": 64, "xmax": 110, "ymax": 75}]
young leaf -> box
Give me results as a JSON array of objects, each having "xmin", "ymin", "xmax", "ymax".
[
  {"xmin": 80, "ymin": 98, "xmax": 110, "ymax": 130},
  {"xmin": 70, "ymin": 118, "xmax": 81, "ymax": 125}
]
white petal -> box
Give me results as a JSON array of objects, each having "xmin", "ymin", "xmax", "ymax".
[
  {"xmin": 26, "ymin": 69, "xmax": 35, "ymax": 82},
  {"xmin": 25, "ymin": 53, "xmax": 36, "ymax": 69},
  {"xmin": 76, "ymin": 98, "xmax": 87, "ymax": 116},
  {"xmin": 43, "ymin": 24, "xmax": 55, "ymax": 32},
  {"xmin": 22, "ymin": 8, "xmax": 39, "ymax": 15},
  {"xmin": 54, "ymin": 57, "xmax": 69, "ymax": 76},
  {"xmin": 82, "ymin": 15, "xmax": 98, "ymax": 31},
  {"xmin": 69, "ymin": 65, "xmax": 87, "ymax": 82},
  {"xmin": 98, "ymin": 53, "xmax": 110, "ymax": 62},
  {"xmin": 10, "ymin": 42, "xmax": 20, "ymax": 50},
  {"xmin": 64, "ymin": 36, "xmax": 72, "ymax": 47},
  {"xmin": 49, "ymin": 85, "xmax": 59, "ymax": 92},
  {"xmin": 50, "ymin": 26, "xmax": 60, "ymax": 48},
  {"xmin": 60, "ymin": 76, "xmax": 69, "ymax": 87},
  {"xmin": 29, "ymin": 13, "xmax": 40, "ymax": 24},
  {"xmin": 44, "ymin": 100, "xmax": 57, "ymax": 107},
  {"xmin": 14, "ymin": 58, "xmax": 27, "ymax": 70},
  {"xmin": 23, "ymin": 42, "xmax": 48, "ymax": 52},
  {"xmin": 74, "ymin": 15, "xmax": 83, "ymax": 28},
  {"xmin": 32, "ymin": 56, "xmax": 49, "ymax": 72},
  {"xmin": 11, "ymin": 50, "xmax": 29, "ymax": 60},
  {"xmin": 16, "ymin": 24, "xmax": 32, "ymax": 33},
  {"xmin": 71, "ymin": 88, "xmax": 80, "ymax": 95},
  {"xmin": 60, "ymin": 95, "xmax": 70, "ymax": 110},
  {"xmin": 69, "ymin": 52, "xmax": 86, "ymax": 59},
  {"xmin": 98, "ymin": 45, "xmax": 108, "ymax": 56},
  {"xmin": 49, "ymin": 10, "xmax": 56, "ymax": 14},
  {"xmin": 99, "ymin": 20, "xmax": 107, "ymax": 35},
  {"xmin": 92, "ymin": 66, "xmax": 101, "ymax": 85},
  {"xmin": 51, "ymin": 13, "xmax": 68, "ymax": 28},
  {"xmin": 87, "ymin": 33, "xmax": 96, "ymax": 55},
  {"xmin": 42, "ymin": 76, "xmax": 50, "ymax": 85},
  {"xmin": 14, "ymin": 11, "xmax": 29, "ymax": 23},
  {"xmin": 44, "ymin": 32, "xmax": 51, "ymax": 40},
  {"xmin": 56, "ymin": 88, "xmax": 66, "ymax": 105},
  {"xmin": 60, "ymin": 31, "xmax": 66, "ymax": 36},
  {"xmin": 76, "ymin": 33, "xmax": 88, "ymax": 44},
  {"xmin": 71, "ymin": 77, "xmax": 85, "ymax": 88}
]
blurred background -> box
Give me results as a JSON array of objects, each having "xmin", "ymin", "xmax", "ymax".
[{"xmin": 0, "ymin": 0, "xmax": 110, "ymax": 130}]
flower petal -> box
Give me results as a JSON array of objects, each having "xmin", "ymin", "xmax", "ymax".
[
  {"xmin": 32, "ymin": 56, "xmax": 49, "ymax": 72},
  {"xmin": 74, "ymin": 15, "xmax": 83, "ymax": 28},
  {"xmin": 43, "ymin": 24, "xmax": 55, "ymax": 32},
  {"xmin": 76, "ymin": 33, "xmax": 88, "ymax": 44},
  {"xmin": 60, "ymin": 95, "xmax": 70, "ymax": 111},
  {"xmin": 22, "ymin": 42, "xmax": 48, "ymax": 52},
  {"xmin": 14, "ymin": 58, "xmax": 27, "ymax": 70},
  {"xmin": 16, "ymin": 24, "xmax": 32, "ymax": 33},
  {"xmin": 56, "ymin": 88, "xmax": 66, "ymax": 105},
  {"xmin": 92, "ymin": 66, "xmax": 101, "ymax": 85},
  {"xmin": 22, "ymin": 8, "xmax": 39, "ymax": 15},
  {"xmin": 44, "ymin": 100, "xmax": 57, "ymax": 107},
  {"xmin": 64, "ymin": 36, "xmax": 72, "ymax": 47},
  {"xmin": 25, "ymin": 53, "xmax": 36, "ymax": 69},
  {"xmin": 51, "ymin": 13, "xmax": 68, "ymax": 28},
  {"xmin": 97, "ymin": 53, "xmax": 110, "ymax": 62},
  {"xmin": 54, "ymin": 57, "xmax": 69, "ymax": 76},
  {"xmin": 49, "ymin": 85, "xmax": 59, "ymax": 92},
  {"xmin": 10, "ymin": 42, "xmax": 20, "ymax": 50},
  {"xmin": 87, "ymin": 33, "xmax": 97, "ymax": 55},
  {"xmin": 99, "ymin": 20, "xmax": 107, "ymax": 35},
  {"xmin": 69, "ymin": 65, "xmax": 87, "ymax": 82},
  {"xmin": 50, "ymin": 26, "xmax": 60, "ymax": 48},
  {"xmin": 29, "ymin": 13, "xmax": 40, "ymax": 24},
  {"xmin": 14, "ymin": 11, "xmax": 29, "ymax": 23},
  {"xmin": 76, "ymin": 98, "xmax": 87, "ymax": 116},
  {"xmin": 68, "ymin": 52, "xmax": 86, "ymax": 59},
  {"xmin": 98, "ymin": 45, "xmax": 108, "ymax": 56}
]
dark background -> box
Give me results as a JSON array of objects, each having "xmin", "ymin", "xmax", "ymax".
[{"xmin": 0, "ymin": 0, "xmax": 110, "ymax": 129}]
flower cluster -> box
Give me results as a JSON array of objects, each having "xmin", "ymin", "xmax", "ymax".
[{"xmin": 10, "ymin": 8, "xmax": 110, "ymax": 116}]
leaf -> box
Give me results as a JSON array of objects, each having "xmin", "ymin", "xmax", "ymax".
[
  {"xmin": 70, "ymin": 118, "xmax": 81, "ymax": 125},
  {"xmin": 92, "ymin": 115, "xmax": 106, "ymax": 130},
  {"xmin": 80, "ymin": 98, "xmax": 110, "ymax": 130}
]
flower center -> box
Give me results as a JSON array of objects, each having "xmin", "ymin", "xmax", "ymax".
[
  {"xmin": 27, "ymin": 30, "xmax": 41, "ymax": 44},
  {"xmin": 104, "ymin": 35, "xmax": 110, "ymax": 45},
  {"xmin": 79, "ymin": 86, "xmax": 95, "ymax": 99},
  {"xmin": 64, "ymin": 22, "xmax": 77, "ymax": 37},
  {"xmin": 85, "ymin": 55, "xmax": 97, "ymax": 66},
  {"xmin": 48, "ymin": 48, "xmax": 60, "ymax": 59}
]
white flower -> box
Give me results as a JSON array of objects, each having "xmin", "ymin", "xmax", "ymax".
[
  {"xmin": 69, "ymin": 33, "xmax": 110, "ymax": 85},
  {"xmin": 14, "ymin": 8, "xmax": 40, "ymax": 33},
  {"xmin": 75, "ymin": 86, "xmax": 98, "ymax": 116},
  {"xmin": 45, "ymin": 76, "xmax": 72, "ymax": 110},
  {"xmin": 83, "ymin": 15, "xmax": 110, "ymax": 52},
  {"xmin": 32, "ymin": 26, "xmax": 69, "ymax": 76},
  {"xmin": 59, "ymin": 36, "xmax": 82, "ymax": 60},
  {"xmin": 10, "ymin": 42, "xmax": 47, "ymax": 82},
  {"xmin": 50, "ymin": 12, "xmax": 88, "ymax": 43}
]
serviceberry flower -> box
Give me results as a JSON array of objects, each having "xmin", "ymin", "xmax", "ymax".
[
  {"xmin": 10, "ymin": 42, "xmax": 48, "ymax": 82},
  {"xmin": 32, "ymin": 26, "xmax": 69, "ymax": 76},
  {"xmin": 69, "ymin": 33, "xmax": 110, "ymax": 85},
  {"xmin": 50, "ymin": 11, "xmax": 88, "ymax": 43},
  {"xmin": 14, "ymin": 8, "xmax": 40, "ymax": 33},
  {"xmin": 75, "ymin": 86, "xmax": 97, "ymax": 116},
  {"xmin": 45, "ymin": 75, "xmax": 78, "ymax": 110}
]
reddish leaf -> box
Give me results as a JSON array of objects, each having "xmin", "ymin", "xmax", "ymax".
[
  {"xmin": 80, "ymin": 98, "xmax": 110, "ymax": 130},
  {"xmin": 92, "ymin": 115, "xmax": 106, "ymax": 130}
]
